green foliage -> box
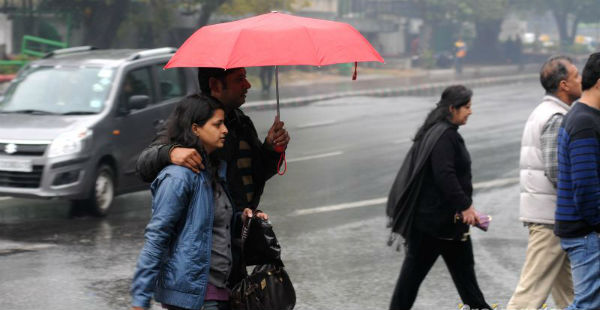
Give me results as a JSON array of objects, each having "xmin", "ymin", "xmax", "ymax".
[
  {"xmin": 564, "ymin": 43, "xmax": 594, "ymax": 55},
  {"xmin": 521, "ymin": 0, "xmax": 600, "ymax": 46},
  {"xmin": 526, "ymin": 0, "xmax": 600, "ymax": 23},
  {"xmin": 219, "ymin": 0, "xmax": 308, "ymax": 15},
  {"xmin": 410, "ymin": 0, "xmax": 509, "ymax": 24},
  {"xmin": 456, "ymin": 0, "xmax": 509, "ymax": 22},
  {"xmin": 117, "ymin": 0, "xmax": 175, "ymax": 48},
  {"xmin": 0, "ymin": 54, "xmax": 35, "ymax": 74},
  {"xmin": 420, "ymin": 49, "xmax": 435, "ymax": 69}
]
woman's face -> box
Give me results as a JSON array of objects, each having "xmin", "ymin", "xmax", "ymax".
[
  {"xmin": 449, "ymin": 101, "xmax": 472, "ymax": 126},
  {"xmin": 192, "ymin": 109, "xmax": 228, "ymax": 154}
]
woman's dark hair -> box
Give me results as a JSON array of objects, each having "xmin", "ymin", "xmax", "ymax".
[
  {"xmin": 167, "ymin": 93, "xmax": 222, "ymax": 149},
  {"xmin": 413, "ymin": 85, "xmax": 472, "ymax": 141},
  {"xmin": 166, "ymin": 94, "xmax": 224, "ymax": 186}
]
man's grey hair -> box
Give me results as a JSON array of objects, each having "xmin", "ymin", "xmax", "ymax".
[{"xmin": 540, "ymin": 55, "xmax": 574, "ymax": 94}]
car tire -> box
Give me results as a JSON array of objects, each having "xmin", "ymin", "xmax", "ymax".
[{"xmin": 70, "ymin": 164, "xmax": 115, "ymax": 217}]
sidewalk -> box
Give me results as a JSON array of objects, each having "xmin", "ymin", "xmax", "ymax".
[{"xmin": 243, "ymin": 63, "xmax": 538, "ymax": 111}]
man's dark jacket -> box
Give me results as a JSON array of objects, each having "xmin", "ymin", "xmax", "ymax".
[
  {"xmin": 387, "ymin": 121, "xmax": 455, "ymax": 239},
  {"xmin": 136, "ymin": 108, "xmax": 281, "ymax": 212}
]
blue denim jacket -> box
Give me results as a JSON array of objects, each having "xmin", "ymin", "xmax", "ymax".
[{"xmin": 131, "ymin": 162, "xmax": 229, "ymax": 309}]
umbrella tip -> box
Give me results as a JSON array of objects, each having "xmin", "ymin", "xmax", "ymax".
[{"xmin": 271, "ymin": 10, "xmax": 278, "ymax": 13}]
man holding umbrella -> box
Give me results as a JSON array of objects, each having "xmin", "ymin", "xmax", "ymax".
[{"xmin": 136, "ymin": 67, "xmax": 290, "ymax": 214}]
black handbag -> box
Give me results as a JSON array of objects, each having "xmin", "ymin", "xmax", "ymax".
[
  {"xmin": 243, "ymin": 213, "xmax": 281, "ymax": 266},
  {"xmin": 230, "ymin": 215, "xmax": 296, "ymax": 310}
]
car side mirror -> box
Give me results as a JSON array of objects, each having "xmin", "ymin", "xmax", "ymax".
[{"xmin": 128, "ymin": 95, "xmax": 150, "ymax": 110}]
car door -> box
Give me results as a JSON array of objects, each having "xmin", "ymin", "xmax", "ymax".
[
  {"xmin": 114, "ymin": 63, "xmax": 191, "ymax": 193},
  {"xmin": 112, "ymin": 66, "xmax": 160, "ymax": 193},
  {"xmin": 152, "ymin": 62, "xmax": 189, "ymax": 124}
]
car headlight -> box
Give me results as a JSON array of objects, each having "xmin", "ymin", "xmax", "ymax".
[{"xmin": 48, "ymin": 128, "xmax": 93, "ymax": 158}]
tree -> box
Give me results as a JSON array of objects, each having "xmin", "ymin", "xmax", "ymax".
[
  {"xmin": 40, "ymin": 0, "xmax": 131, "ymax": 48},
  {"xmin": 195, "ymin": 0, "xmax": 228, "ymax": 28},
  {"xmin": 118, "ymin": 0, "xmax": 174, "ymax": 48},
  {"xmin": 409, "ymin": 0, "xmax": 460, "ymax": 52},
  {"xmin": 185, "ymin": 0, "xmax": 307, "ymax": 28},
  {"xmin": 456, "ymin": 0, "xmax": 510, "ymax": 62},
  {"xmin": 409, "ymin": 0, "xmax": 510, "ymax": 62},
  {"xmin": 219, "ymin": 0, "xmax": 302, "ymax": 16},
  {"xmin": 522, "ymin": 0, "xmax": 600, "ymax": 48}
]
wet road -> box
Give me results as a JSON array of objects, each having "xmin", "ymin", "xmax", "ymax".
[{"xmin": 0, "ymin": 81, "xmax": 547, "ymax": 309}]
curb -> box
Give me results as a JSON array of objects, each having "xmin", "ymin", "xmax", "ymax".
[{"xmin": 242, "ymin": 73, "xmax": 537, "ymax": 111}]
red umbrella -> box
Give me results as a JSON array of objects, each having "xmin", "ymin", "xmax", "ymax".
[
  {"xmin": 164, "ymin": 11, "xmax": 384, "ymax": 69},
  {"xmin": 165, "ymin": 11, "xmax": 384, "ymax": 173}
]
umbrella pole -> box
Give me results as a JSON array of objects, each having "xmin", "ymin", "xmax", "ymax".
[
  {"xmin": 275, "ymin": 65, "xmax": 280, "ymax": 119},
  {"xmin": 273, "ymin": 65, "xmax": 287, "ymax": 175}
]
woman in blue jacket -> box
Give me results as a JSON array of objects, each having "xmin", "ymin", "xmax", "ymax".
[{"xmin": 131, "ymin": 94, "xmax": 268, "ymax": 310}]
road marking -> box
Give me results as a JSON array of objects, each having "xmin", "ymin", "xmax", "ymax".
[
  {"xmin": 296, "ymin": 120, "xmax": 337, "ymax": 129},
  {"xmin": 393, "ymin": 139, "xmax": 411, "ymax": 144},
  {"xmin": 0, "ymin": 196, "xmax": 12, "ymax": 201},
  {"xmin": 287, "ymin": 151, "xmax": 344, "ymax": 163},
  {"xmin": 473, "ymin": 177, "xmax": 519, "ymax": 189},
  {"xmin": 292, "ymin": 197, "xmax": 387, "ymax": 216},
  {"xmin": 291, "ymin": 177, "xmax": 519, "ymax": 216}
]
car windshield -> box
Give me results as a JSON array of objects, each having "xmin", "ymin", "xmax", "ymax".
[{"xmin": 0, "ymin": 65, "xmax": 115, "ymax": 115}]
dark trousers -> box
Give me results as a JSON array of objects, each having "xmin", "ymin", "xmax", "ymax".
[{"xmin": 389, "ymin": 229, "xmax": 491, "ymax": 310}]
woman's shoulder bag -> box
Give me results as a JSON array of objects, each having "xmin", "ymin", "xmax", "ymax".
[{"xmin": 230, "ymin": 214, "xmax": 296, "ymax": 310}]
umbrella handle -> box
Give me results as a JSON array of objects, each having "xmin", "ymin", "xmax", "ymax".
[{"xmin": 277, "ymin": 152, "xmax": 287, "ymax": 175}]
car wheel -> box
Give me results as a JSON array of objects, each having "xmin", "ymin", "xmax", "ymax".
[{"xmin": 70, "ymin": 164, "xmax": 115, "ymax": 217}]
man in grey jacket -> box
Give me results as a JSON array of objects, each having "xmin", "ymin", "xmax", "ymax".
[{"xmin": 507, "ymin": 56, "xmax": 581, "ymax": 309}]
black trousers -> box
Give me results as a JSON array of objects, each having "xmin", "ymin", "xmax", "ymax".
[{"xmin": 389, "ymin": 229, "xmax": 491, "ymax": 310}]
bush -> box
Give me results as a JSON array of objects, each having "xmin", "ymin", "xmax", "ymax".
[
  {"xmin": 420, "ymin": 49, "xmax": 436, "ymax": 69},
  {"xmin": 564, "ymin": 43, "xmax": 593, "ymax": 54},
  {"xmin": 0, "ymin": 54, "xmax": 35, "ymax": 74}
]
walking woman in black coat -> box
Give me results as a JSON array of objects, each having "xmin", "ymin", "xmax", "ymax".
[{"xmin": 387, "ymin": 85, "xmax": 491, "ymax": 310}]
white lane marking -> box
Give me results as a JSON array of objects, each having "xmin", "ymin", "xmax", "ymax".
[
  {"xmin": 393, "ymin": 139, "xmax": 411, "ymax": 144},
  {"xmin": 473, "ymin": 177, "xmax": 519, "ymax": 189},
  {"xmin": 296, "ymin": 120, "xmax": 337, "ymax": 129},
  {"xmin": 287, "ymin": 151, "xmax": 344, "ymax": 163},
  {"xmin": 291, "ymin": 177, "xmax": 519, "ymax": 216},
  {"xmin": 0, "ymin": 196, "xmax": 12, "ymax": 201},
  {"xmin": 292, "ymin": 198, "xmax": 388, "ymax": 216}
]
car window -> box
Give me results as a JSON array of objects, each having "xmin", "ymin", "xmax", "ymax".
[
  {"xmin": 119, "ymin": 67, "xmax": 153, "ymax": 108},
  {"xmin": 0, "ymin": 66, "xmax": 114, "ymax": 114},
  {"xmin": 155, "ymin": 64, "xmax": 186, "ymax": 101}
]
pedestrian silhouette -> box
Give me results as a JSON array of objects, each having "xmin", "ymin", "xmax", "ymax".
[{"xmin": 260, "ymin": 66, "xmax": 274, "ymax": 94}]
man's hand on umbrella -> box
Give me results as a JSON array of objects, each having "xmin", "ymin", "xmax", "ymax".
[
  {"xmin": 169, "ymin": 147, "xmax": 205, "ymax": 173},
  {"xmin": 266, "ymin": 119, "xmax": 290, "ymax": 149}
]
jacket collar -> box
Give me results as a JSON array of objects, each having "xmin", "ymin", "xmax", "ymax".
[{"xmin": 543, "ymin": 94, "xmax": 571, "ymax": 111}]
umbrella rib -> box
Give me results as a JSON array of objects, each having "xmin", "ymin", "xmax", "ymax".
[
  {"xmin": 298, "ymin": 24, "xmax": 321, "ymax": 65},
  {"xmin": 226, "ymin": 28, "xmax": 245, "ymax": 69}
]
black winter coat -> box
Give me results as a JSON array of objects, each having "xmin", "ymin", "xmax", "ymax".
[
  {"xmin": 413, "ymin": 125, "xmax": 472, "ymax": 239},
  {"xmin": 387, "ymin": 121, "xmax": 471, "ymax": 240}
]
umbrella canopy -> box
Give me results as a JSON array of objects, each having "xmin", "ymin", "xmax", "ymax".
[{"xmin": 165, "ymin": 11, "xmax": 384, "ymax": 69}]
